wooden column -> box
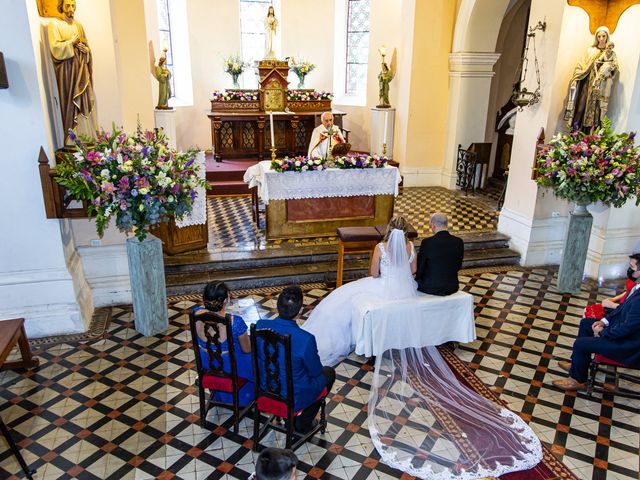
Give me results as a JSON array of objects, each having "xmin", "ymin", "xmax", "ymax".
[
  {"xmin": 212, "ymin": 116, "xmax": 222, "ymax": 162},
  {"xmin": 257, "ymin": 116, "xmax": 265, "ymax": 161}
]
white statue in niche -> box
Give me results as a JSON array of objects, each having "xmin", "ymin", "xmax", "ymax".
[{"xmin": 264, "ymin": 6, "xmax": 278, "ymax": 60}]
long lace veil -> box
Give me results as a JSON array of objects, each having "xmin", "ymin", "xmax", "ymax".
[
  {"xmin": 383, "ymin": 228, "xmax": 418, "ymax": 300},
  {"xmin": 368, "ymin": 345, "xmax": 543, "ymax": 479}
]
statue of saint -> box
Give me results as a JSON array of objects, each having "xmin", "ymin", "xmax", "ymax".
[
  {"xmin": 153, "ymin": 49, "xmax": 172, "ymax": 109},
  {"xmin": 563, "ymin": 26, "xmax": 619, "ymax": 131},
  {"xmin": 264, "ymin": 6, "xmax": 278, "ymax": 60},
  {"xmin": 377, "ymin": 47, "xmax": 396, "ymax": 108},
  {"xmin": 48, "ymin": 0, "xmax": 98, "ymax": 144}
]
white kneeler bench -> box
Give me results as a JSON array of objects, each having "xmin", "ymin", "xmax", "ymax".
[{"xmin": 350, "ymin": 291, "xmax": 476, "ymax": 357}]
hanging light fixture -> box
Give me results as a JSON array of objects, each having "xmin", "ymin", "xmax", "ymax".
[{"xmin": 511, "ymin": 21, "xmax": 546, "ymax": 109}]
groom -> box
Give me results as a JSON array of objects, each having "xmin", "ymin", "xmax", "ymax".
[
  {"xmin": 255, "ymin": 285, "xmax": 335, "ymax": 432},
  {"xmin": 553, "ymin": 253, "xmax": 640, "ymax": 390}
]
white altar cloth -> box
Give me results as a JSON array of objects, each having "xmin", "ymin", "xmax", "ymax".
[
  {"xmin": 351, "ymin": 291, "xmax": 476, "ymax": 357},
  {"xmin": 243, "ymin": 161, "xmax": 401, "ymax": 205}
]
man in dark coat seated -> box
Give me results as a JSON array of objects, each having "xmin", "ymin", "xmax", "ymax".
[
  {"xmin": 415, "ymin": 212, "xmax": 464, "ymax": 296},
  {"xmin": 255, "ymin": 285, "xmax": 335, "ymax": 432},
  {"xmin": 553, "ymin": 253, "xmax": 640, "ymax": 390}
]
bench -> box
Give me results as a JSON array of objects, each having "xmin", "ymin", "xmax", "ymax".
[{"xmin": 335, "ymin": 224, "xmax": 418, "ymax": 287}]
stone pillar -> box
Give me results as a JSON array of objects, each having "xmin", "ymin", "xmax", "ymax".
[
  {"xmin": 442, "ymin": 52, "xmax": 500, "ymax": 189},
  {"xmin": 370, "ymin": 107, "xmax": 395, "ymax": 158},
  {"xmin": 126, "ymin": 236, "xmax": 168, "ymax": 336},
  {"xmin": 558, "ymin": 207, "xmax": 593, "ymax": 292},
  {"xmin": 154, "ymin": 108, "xmax": 177, "ymax": 149}
]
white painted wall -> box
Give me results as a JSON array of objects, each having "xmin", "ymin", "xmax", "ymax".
[{"xmin": 0, "ymin": 0, "xmax": 85, "ymax": 337}]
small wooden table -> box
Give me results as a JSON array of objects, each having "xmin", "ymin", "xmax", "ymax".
[
  {"xmin": 0, "ymin": 318, "xmax": 39, "ymax": 370},
  {"xmin": 0, "ymin": 318, "xmax": 38, "ymax": 480}
]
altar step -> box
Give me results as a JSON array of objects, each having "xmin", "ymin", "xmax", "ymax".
[
  {"xmin": 164, "ymin": 231, "xmax": 520, "ymax": 295},
  {"xmin": 205, "ymin": 154, "xmax": 257, "ymax": 196}
]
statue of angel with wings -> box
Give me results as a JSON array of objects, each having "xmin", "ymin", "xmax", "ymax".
[{"xmin": 377, "ymin": 46, "xmax": 397, "ymax": 108}]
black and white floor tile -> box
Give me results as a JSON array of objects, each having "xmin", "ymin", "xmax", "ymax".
[{"xmin": 1, "ymin": 269, "xmax": 638, "ymax": 480}]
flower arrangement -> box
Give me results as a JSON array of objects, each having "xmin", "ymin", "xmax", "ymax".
[
  {"xmin": 212, "ymin": 89, "xmax": 259, "ymax": 102},
  {"xmin": 287, "ymin": 89, "xmax": 333, "ymax": 101},
  {"xmin": 335, "ymin": 154, "xmax": 388, "ymax": 169},
  {"xmin": 223, "ymin": 54, "xmax": 249, "ymax": 87},
  {"xmin": 54, "ymin": 126, "xmax": 207, "ymax": 241},
  {"xmin": 271, "ymin": 156, "xmax": 327, "ymax": 172},
  {"xmin": 535, "ymin": 118, "xmax": 640, "ymax": 207},
  {"xmin": 289, "ymin": 58, "xmax": 316, "ymax": 88}
]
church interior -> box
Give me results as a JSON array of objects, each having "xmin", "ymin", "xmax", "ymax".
[{"xmin": 1, "ymin": 0, "xmax": 640, "ymax": 479}]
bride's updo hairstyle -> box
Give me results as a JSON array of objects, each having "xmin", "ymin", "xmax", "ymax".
[
  {"xmin": 383, "ymin": 215, "xmax": 408, "ymax": 242},
  {"xmin": 203, "ymin": 281, "xmax": 230, "ymax": 312}
]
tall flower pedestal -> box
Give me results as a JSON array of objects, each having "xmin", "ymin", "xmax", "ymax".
[
  {"xmin": 557, "ymin": 203, "xmax": 592, "ymax": 293},
  {"xmin": 126, "ymin": 235, "xmax": 168, "ymax": 336}
]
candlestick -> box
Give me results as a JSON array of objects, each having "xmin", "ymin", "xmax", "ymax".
[
  {"xmin": 271, "ymin": 147, "xmax": 277, "ymax": 162},
  {"xmin": 269, "ymin": 112, "xmax": 275, "ymax": 148},
  {"xmin": 383, "ymin": 110, "xmax": 389, "ymax": 156}
]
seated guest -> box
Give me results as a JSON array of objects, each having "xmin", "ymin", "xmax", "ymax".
[
  {"xmin": 249, "ymin": 447, "xmax": 298, "ymax": 480},
  {"xmin": 193, "ymin": 282, "xmax": 254, "ymax": 406},
  {"xmin": 582, "ymin": 276, "xmax": 636, "ymax": 319},
  {"xmin": 415, "ymin": 212, "xmax": 464, "ymax": 296},
  {"xmin": 554, "ymin": 253, "xmax": 640, "ymax": 390},
  {"xmin": 255, "ymin": 285, "xmax": 335, "ymax": 432},
  {"xmin": 308, "ymin": 112, "xmax": 345, "ymax": 160}
]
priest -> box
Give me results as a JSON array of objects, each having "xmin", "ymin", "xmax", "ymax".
[{"xmin": 308, "ymin": 112, "xmax": 345, "ymax": 160}]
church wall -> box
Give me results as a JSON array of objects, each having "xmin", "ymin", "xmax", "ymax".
[
  {"xmin": 499, "ymin": 2, "xmax": 640, "ymax": 279},
  {"xmin": 0, "ymin": 0, "xmax": 85, "ymax": 337},
  {"xmin": 399, "ymin": 0, "xmax": 456, "ymax": 183}
]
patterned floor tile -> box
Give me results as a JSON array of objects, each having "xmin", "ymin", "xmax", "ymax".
[{"xmin": 1, "ymin": 269, "xmax": 638, "ymax": 480}]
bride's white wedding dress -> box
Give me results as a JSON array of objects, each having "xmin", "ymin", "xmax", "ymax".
[
  {"xmin": 302, "ymin": 234, "xmax": 417, "ymax": 367},
  {"xmin": 303, "ymin": 228, "xmax": 543, "ymax": 480}
]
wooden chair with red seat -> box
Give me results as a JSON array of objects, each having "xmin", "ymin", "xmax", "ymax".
[
  {"xmin": 250, "ymin": 324, "xmax": 327, "ymax": 451},
  {"xmin": 189, "ymin": 310, "xmax": 253, "ymax": 433},
  {"xmin": 587, "ymin": 354, "xmax": 640, "ymax": 399}
]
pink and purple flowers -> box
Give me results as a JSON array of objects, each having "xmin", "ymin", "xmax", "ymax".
[
  {"xmin": 55, "ymin": 126, "xmax": 206, "ymax": 241},
  {"xmin": 536, "ymin": 118, "xmax": 640, "ymax": 207},
  {"xmin": 211, "ymin": 90, "xmax": 259, "ymax": 102},
  {"xmin": 271, "ymin": 156, "xmax": 327, "ymax": 172},
  {"xmin": 335, "ymin": 154, "xmax": 387, "ymax": 169}
]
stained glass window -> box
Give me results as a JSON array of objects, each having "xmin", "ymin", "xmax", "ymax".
[
  {"xmin": 345, "ymin": 0, "xmax": 370, "ymax": 95},
  {"xmin": 156, "ymin": 0, "xmax": 176, "ymax": 96},
  {"xmin": 240, "ymin": 0, "xmax": 275, "ymax": 88}
]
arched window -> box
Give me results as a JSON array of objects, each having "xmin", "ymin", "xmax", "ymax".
[
  {"xmin": 156, "ymin": 0, "xmax": 193, "ymax": 106},
  {"xmin": 239, "ymin": 0, "xmax": 279, "ymax": 88},
  {"xmin": 333, "ymin": 0, "xmax": 370, "ymax": 105}
]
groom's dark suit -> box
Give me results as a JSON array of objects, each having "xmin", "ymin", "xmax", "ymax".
[
  {"xmin": 415, "ymin": 230, "xmax": 464, "ymax": 296},
  {"xmin": 569, "ymin": 283, "xmax": 640, "ymax": 382}
]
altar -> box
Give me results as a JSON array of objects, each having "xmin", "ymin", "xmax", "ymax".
[{"xmin": 244, "ymin": 161, "xmax": 401, "ymax": 240}]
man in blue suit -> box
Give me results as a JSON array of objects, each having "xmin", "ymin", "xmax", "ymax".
[
  {"xmin": 554, "ymin": 253, "xmax": 640, "ymax": 390},
  {"xmin": 255, "ymin": 285, "xmax": 335, "ymax": 432}
]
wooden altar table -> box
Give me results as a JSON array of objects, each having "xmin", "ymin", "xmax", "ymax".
[
  {"xmin": 208, "ymin": 110, "xmax": 346, "ymax": 161},
  {"xmin": 244, "ymin": 161, "xmax": 401, "ymax": 240}
]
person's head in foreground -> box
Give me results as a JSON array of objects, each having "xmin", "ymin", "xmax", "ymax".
[
  {"xmin": 277, "ymin": 285, "xmax": 303, "ymax": 320},
  {"xmin": 254, "ymin": 448, "xmax": 298, "ymax": 480},
  {"xmin": 384, "ymin": 215, "xmax": 409, "ymax": 241},
  {"xmin": 429, "ymin": 212, "xmax": 448, "ymax": 233},
  {"xmin": 203, "ymin": 281, "xmax": 230, "ymax": 312},
  {"xmin": 628, "ymin": 253, "xmax": 640, "ymax": 282}
]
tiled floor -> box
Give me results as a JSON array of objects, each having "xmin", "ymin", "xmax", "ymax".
[
  {"xmin": 1, "ymin": 269, "xmax": 638, "ymax": 480},
  {"xmin": 207, "ymin": 187, "xmax": 499, "ymax": 251}
]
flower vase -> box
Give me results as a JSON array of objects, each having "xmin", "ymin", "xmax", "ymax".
[
  {"xmin": 231, "ymin": 73, "xmax": 240, "ymax": 88},
  {"xmin": 126, "ymin": 234, "xmax": 169, "ymax": 336},
  {"xmin": 297, "ymin": 73, "xmax": 306, "ymax": 89},
  {"xmin": 557, "ymin": 201, "xmax": 593, "ymax": 293}
]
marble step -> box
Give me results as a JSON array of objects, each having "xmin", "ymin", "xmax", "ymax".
[
  {"xmin": 165, "ymin": 247, "xmax": 520, "ymax": 295},
  {"xmin": 207, "ymin": 180, "xmax": 251, "ymax": 196},
  {"xmin": 164, "ymin": 232, "xmax": 512, "ymax": 275}
]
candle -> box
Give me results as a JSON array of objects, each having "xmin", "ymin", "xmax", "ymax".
[
  {"xmin": 269, "ymin": 112, "xmax": 275, "ymax": 148},
  {"xmin": 383, "ymin": 110, "xmax": 389, "ymax": 143}
]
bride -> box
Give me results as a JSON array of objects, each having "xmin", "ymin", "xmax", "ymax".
[
  {"xmin": 302, "ymin": 216, "xmax": 417, "ymax": 366},
  {"xmin": 303, "ymin": 215, "xmax": 543, "ymax": 480}
]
